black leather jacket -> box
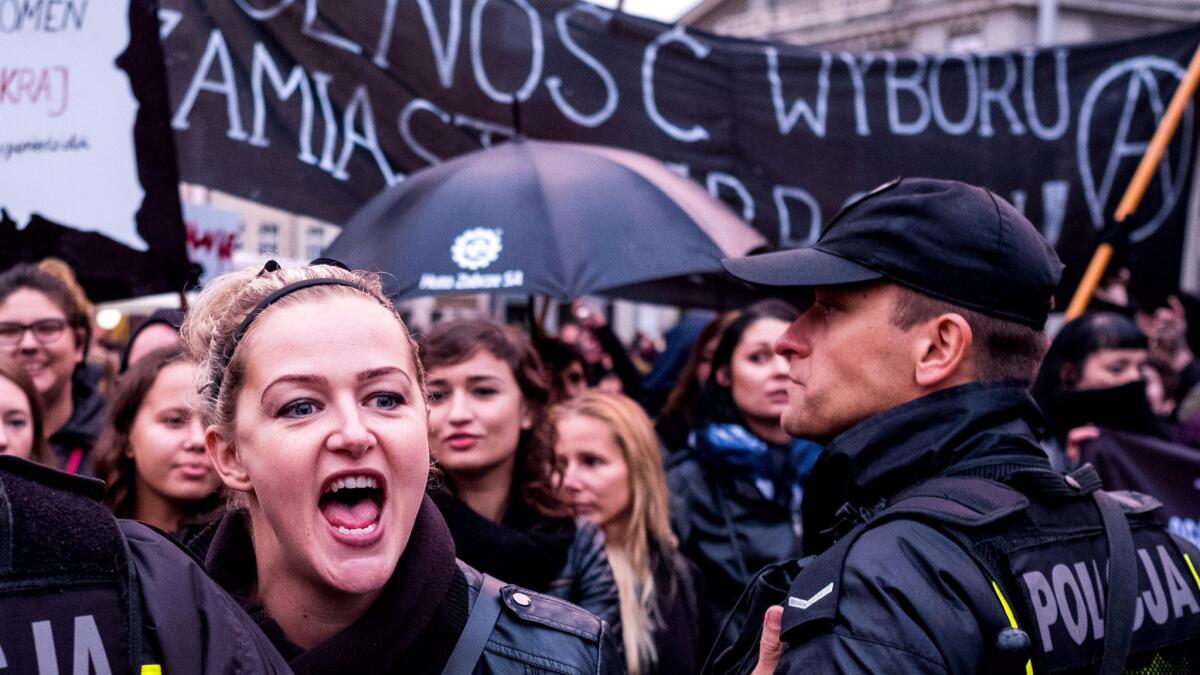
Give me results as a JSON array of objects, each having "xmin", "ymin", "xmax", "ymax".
[{"xmin": 458, "ymin": 560, "xmax": 622, "ymax": 674}]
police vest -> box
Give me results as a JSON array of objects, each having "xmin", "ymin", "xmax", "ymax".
[
  {"xmin": 0, "ymin": 456, "xmax": 155, "ymax": 675},
  {"xmin": 779, "ymin": 465, "xmax": 1200, "ymax": 675}
]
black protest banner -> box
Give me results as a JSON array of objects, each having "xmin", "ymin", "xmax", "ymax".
[
  {"xmin": 160, "ymin": 1, "xmax": 1200, "ymax": 303},
  {"xmin": 1081, "ymin": 428, "xmax": 1200, "ymax": 549},
  {"xmin": 0, "ymin": 0, "xmax": 192, "ymax": 301}
]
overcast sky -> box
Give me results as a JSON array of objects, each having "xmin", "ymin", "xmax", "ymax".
[{"xmin": 585, "ymin": 0, "xmax": 702, "ymax": 22}]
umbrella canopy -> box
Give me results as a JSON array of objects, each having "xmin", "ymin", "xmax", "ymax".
[{"xmin": 325, "ymin": 139, "xmax": 768, "ymax": 308}]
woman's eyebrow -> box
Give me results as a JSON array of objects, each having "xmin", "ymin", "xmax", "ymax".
[{"xmin": 261, "ymin": 374, "xmax": 327, "ymax": 404}]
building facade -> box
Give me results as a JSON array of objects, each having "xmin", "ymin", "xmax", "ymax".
[{"xmin": 681, "ymin": 0, "xmax": 1200, "ymax": 51}]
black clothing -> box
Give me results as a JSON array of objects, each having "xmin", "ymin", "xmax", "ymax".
[
  {"xmin": 202, "ymin": 496, "xmax": 619, "ymax": 674},
  {"xmin": 0, "ymin": 455, "xmax": 290, "ymax": 674},
  {"xmin": 436, "ymin": 489, "xmax": 572, "ymax": 590},
  {"xmin": 650, "ymin": 548, "xmax": 715, "ymax": 675},
  {"xmin": 48, "ymin": 361, "xmax": 108, "ymax": 476},
  {"xmin": 774, "ymin": 381, "xmax": 1200, "ymax": 674},
  {"xmin": 434, "ymin": 490, "xmax": 622, "ymax": 629},
  {"xmin": 667, "ymin": 425, "xmax": 805, "ymax": 638}
]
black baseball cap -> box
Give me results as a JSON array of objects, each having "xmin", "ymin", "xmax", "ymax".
[{"xmin": 722, "ymin": 177, "xmax": 1064, "ymax": 329}]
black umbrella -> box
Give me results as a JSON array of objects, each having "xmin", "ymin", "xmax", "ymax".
[{"xmin": 325, "ymin": 139, "xmax": 767, "ymax": 308}]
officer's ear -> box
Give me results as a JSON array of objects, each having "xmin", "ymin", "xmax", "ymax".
[
  {"xmin": 913, "ymin": 312, "xmax": 973, "ymax": 388},
  {"xmin": 206, "ymin": 425, "xmax": 252, "ymax": 492}
]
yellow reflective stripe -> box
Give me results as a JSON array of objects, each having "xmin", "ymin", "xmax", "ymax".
[
  {"xmin": 991, "ymin": 582, "xmax": 1034, "ymax": 675},
  {"xmin": 1185, "ymin": 553, "xmax": 1200, "ymax": 592},
  {"xmin": 140, "ymin": 666, "xmax": 162, "ymax": 675}
]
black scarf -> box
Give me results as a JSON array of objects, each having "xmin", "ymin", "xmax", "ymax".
[
  {"xmin": 433, "ymin": 489, "xmax": 574, "ymax": 591},
  {"xmin": 1044, "ymin": 379, "xmax": 1169, "ymax": 442},
  {"xmin": 204, "ymin": 495, "xmax": 468, "ymax": 674}
]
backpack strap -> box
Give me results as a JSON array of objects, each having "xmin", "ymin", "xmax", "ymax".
[
  {"xmin": 781, "ymin": 477, "xmax": 1028, "ymax": 641},
  {"xmin": 1093, "ymin": 490, "xmax": 1138, "ymax": 675},
  {"xmin": 441, "ymin": 574, "xmax": 505, "ymax": 675}
]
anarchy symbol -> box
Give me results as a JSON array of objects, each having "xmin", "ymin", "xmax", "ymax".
[{"xmin": 1077, "ymin": 56, "xmax": 1193, "ymax": 243}]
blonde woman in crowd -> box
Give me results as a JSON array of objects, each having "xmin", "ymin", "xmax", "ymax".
[
  {"xmin": 551, "ymin": 391, "xmax": 712, "ymax": 674},
  {"xmin": 180, "ymin": 262, "xmax": 615, "ymax": 674}
]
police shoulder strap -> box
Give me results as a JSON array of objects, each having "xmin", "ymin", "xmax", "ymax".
[
  {"xmin": 1093, "ymin": 489, "xmax": 1137, "ymax": 675},
  {"xmin": 441, "ymin": 573, "xmax": 505, "ymax": 675}
]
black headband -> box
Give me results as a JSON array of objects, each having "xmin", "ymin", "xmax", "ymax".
[{"xmin": 210, "ymin": 277, "xmax": 367, "ymax": 398}]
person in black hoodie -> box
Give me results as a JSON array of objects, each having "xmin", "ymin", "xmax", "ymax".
[
  {"xmin": 181, "ymin": 263, "xmax": 617, "ymax": 674},
  {"xmin": 0, "ymin": 263, "xmax": 108, "ymax": 475},
  {"xmin": 420, "ymin": 318, "xmax": 621, "ymax": 631}
]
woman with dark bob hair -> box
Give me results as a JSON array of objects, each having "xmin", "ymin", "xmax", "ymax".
[
  {"xmin": 0, "ymin": 263, "xmax": 107, "ymax": 474},
  {"xmin": 182, "ymin": 264, "xmax": 617, "ymax": 673},
  {"xmin": 1032, "ymin": 311, "xmax": 1167, "ymax": 466},
  {"xmin": 666, "ymin": 298, "xmax": 820, "ymax": 639},
  {"xmin": 420, "ymin": 319, "xmax": 620, "ymax": 629},
  {"xmin": 94, "ymin": 346, "xmax": 223, "ymax": 540}
]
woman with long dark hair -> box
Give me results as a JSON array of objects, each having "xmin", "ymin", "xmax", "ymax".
[
  {"xmin": 420, "ymin": 319, "xmax": 620, "ymax": 628},
  {"xmin": 94, "ymin": 346, "xmax": 222, "ymax": 539},
  {"xmin": 666, "ymin": 299, "xmax": 818, "ymax": 638}
]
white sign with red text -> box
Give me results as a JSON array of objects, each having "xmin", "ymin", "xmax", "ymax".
[
  {"xmin": 0, "ymin": 0, "xmax": 146, "ymax": 250},
  {"xmin": 183, "ymin": 202, "xmax": 239, "ymax": 284}
]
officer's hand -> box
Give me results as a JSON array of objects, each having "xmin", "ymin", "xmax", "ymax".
[{"xmin": 751, "ymin": 605, "xmax": 785, "ymax": 675}]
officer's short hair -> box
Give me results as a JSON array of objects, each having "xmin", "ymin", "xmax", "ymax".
[{"xmin": 890, "ymin": 286, "xmax": 1048, "ymax": 384}]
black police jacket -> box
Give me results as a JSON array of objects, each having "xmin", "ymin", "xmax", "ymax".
[
  {"xmin": 774, "ymin": 381, "xmax": 1200, "ymax": 674},
  {"xmin": 0, "ymin": 455, "xmax": 291, "ymax": 674}
]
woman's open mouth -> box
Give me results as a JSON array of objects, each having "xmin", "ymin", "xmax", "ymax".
[{"xmin": 318, "ymin": 472, "xmax": 386, "ymax": 544}]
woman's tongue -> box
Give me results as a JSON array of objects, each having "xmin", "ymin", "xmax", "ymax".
[{"xmin": 321, "ymin": 497, "xmax": 380, "ymax": 530}]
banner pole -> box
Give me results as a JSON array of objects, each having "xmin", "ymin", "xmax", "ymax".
[{"xmin": 1065, "ymin": 40, "xmax": 1200, "ymax": 320}]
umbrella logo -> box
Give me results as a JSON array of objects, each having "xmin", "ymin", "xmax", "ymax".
[{"xmin": 451, "ymin": 227, "xmax": 503, "ymax": 271}]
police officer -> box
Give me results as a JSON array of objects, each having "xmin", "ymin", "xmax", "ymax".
[
  {"xmin": 0, "ymin": 454, "xmax": 292, "ymax": 674},
  {"xmin": 718, "ymin": 177, "xmax": 1200, "ymax": 674}
]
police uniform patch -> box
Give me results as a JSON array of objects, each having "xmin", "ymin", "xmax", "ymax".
[{"xmin": 0, "ymin": 584, "xmax": 126, "ymax": 675}]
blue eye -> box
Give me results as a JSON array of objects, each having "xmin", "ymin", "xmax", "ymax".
[
  {"xmin": 370, "ymin": 392, "xmax": 403, "ymax": 409},
  {"xmin": 280, "ymin": 400, "xmax": 318, "ymax": 418}
]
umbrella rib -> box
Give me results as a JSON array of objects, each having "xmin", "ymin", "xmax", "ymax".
[{"xmin": 525, "ymin": 144, "xmax": 575, "ymax": 299}]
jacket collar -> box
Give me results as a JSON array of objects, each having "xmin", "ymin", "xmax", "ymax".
[
  {"xmin": 205, "ymin": 495, "xmax": 464, "ymax": 673},
  {"xmin": 801, "ymin": 380, "xmax": 1050, "ymax": 552}
]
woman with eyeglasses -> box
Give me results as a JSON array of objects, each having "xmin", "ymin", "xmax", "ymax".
[{"xmin": 0, "ymin": 264, "xmax": 107, "ymax": 475}]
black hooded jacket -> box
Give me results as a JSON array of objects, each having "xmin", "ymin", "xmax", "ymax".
[{"xmin": 776, "ymin": 381, "xmax": 1200, "ymax": 674}]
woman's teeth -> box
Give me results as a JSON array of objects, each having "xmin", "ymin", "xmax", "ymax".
[{"xmin": 336, "ymin": 523, "xmax": 378, "ymax": 536}]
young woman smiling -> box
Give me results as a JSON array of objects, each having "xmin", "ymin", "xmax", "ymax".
[
  {"xmin": 665, "ymin": 299, "xmax": 823, "ymax": 640},
  {"xmin": 181, "ymin": 264, "xmax": 616, "ymax": 673},
  {"xmin": 94, "ymin": 346, "xmax": 223, "ymax": 540},
  {"xmin": 551, "ymin": 391, "xmax": 712, "ymax": 675},
  {"xmin": 0, "ymin": 264, "xmax": 107, "ymax": 474},
  {"xmin": 420, "ymin": 319, "xmax": 621, "ymax": 630}
]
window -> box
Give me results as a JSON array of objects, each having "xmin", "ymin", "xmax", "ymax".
[
  {"xmin": 306, "ymin": 225, "xmax": 326, "ymax": 260},
  {"xmin": 259, "ymin": 223, "xmax": 279, "ymax": 256}
]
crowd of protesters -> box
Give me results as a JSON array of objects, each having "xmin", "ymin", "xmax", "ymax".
[{"xmin": 5, "ymin": 184, "xmax": 1200, "ymax": 673}]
